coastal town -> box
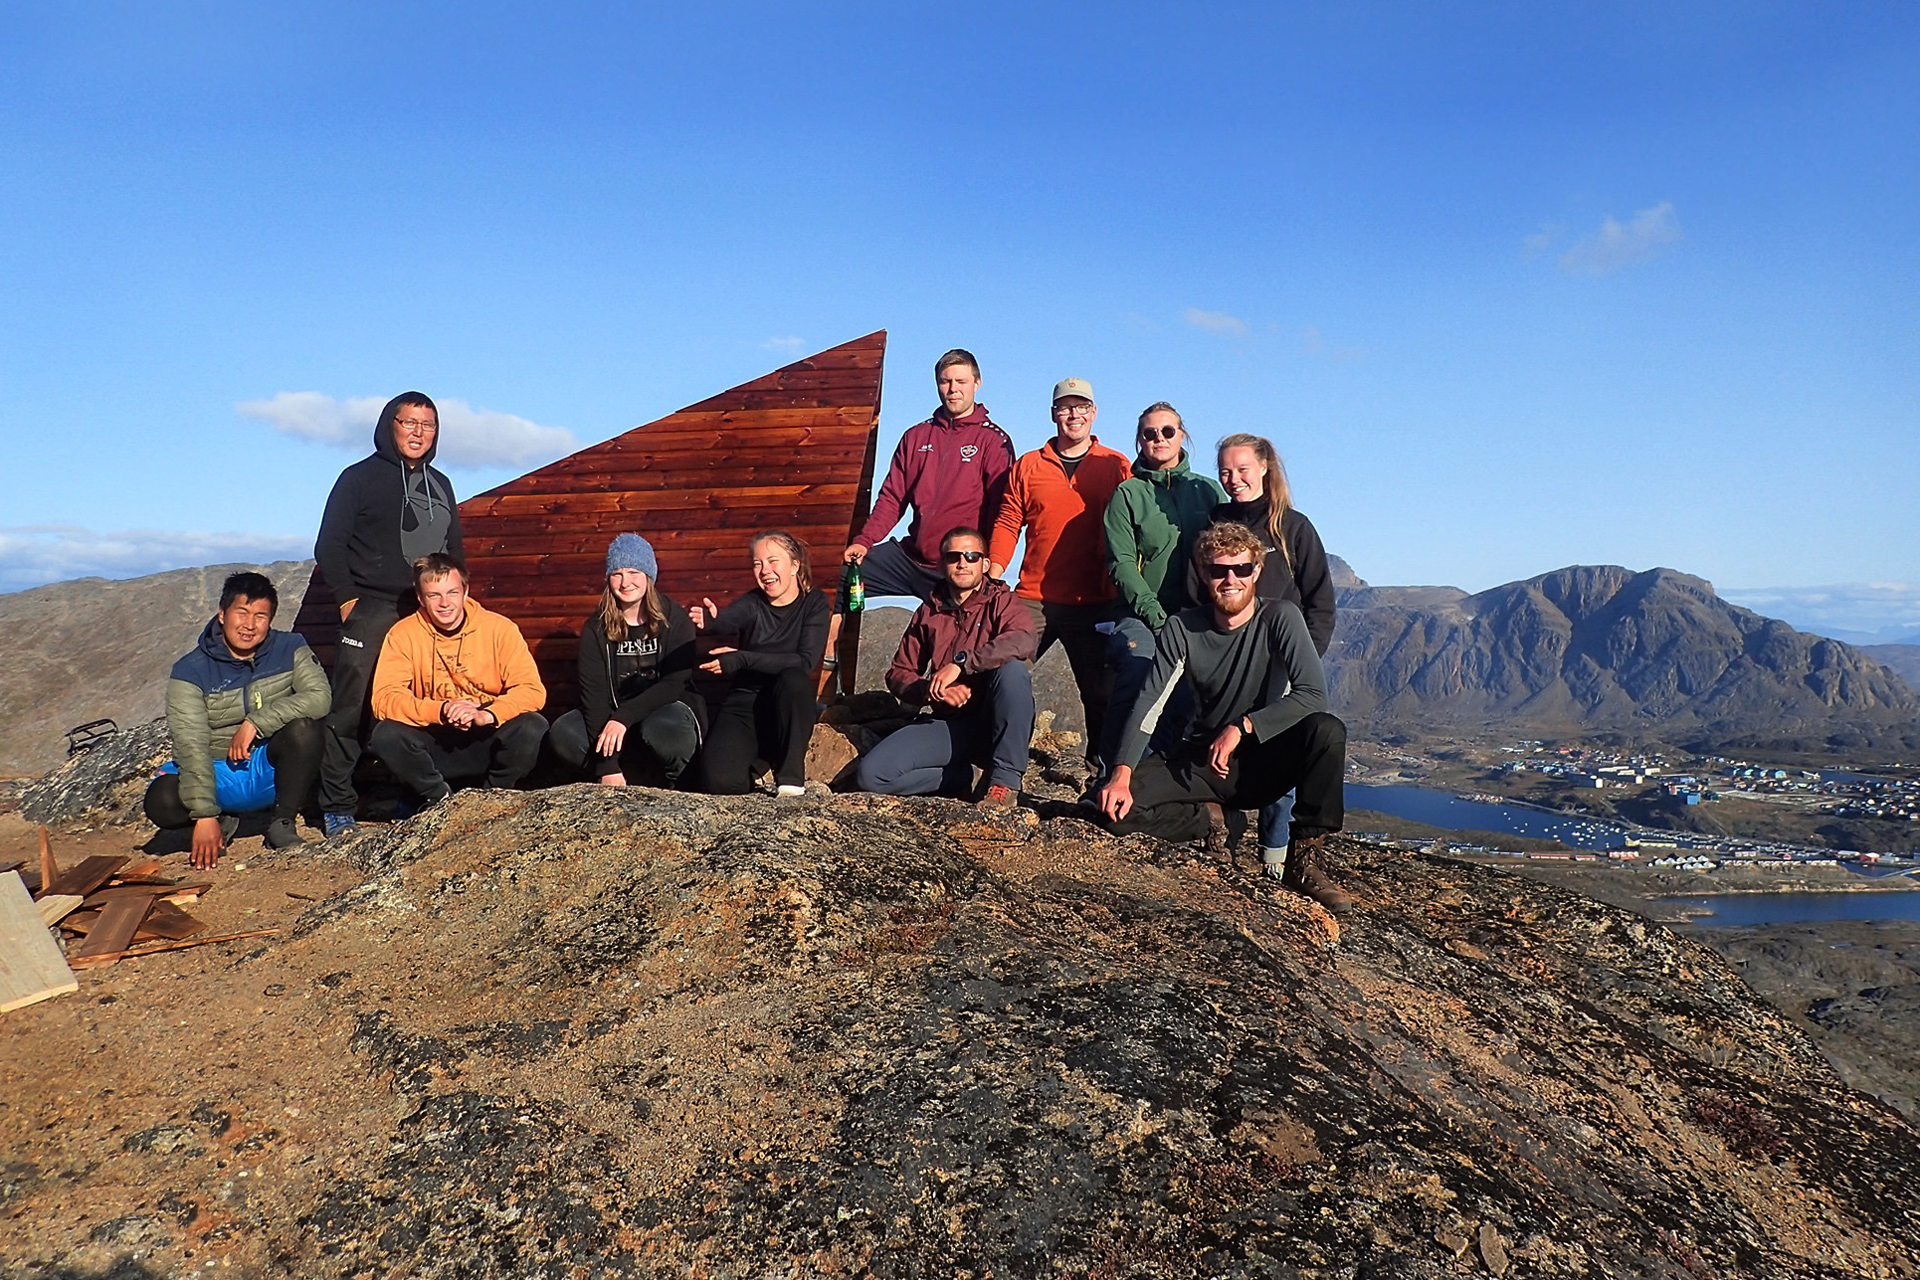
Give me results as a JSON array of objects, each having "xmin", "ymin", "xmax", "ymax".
[{"xmin": 1347, "ymin": 738, "xmax": 1920, "ymax": 875}]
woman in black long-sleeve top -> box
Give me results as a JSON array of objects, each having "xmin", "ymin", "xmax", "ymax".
[
  {"xmin": 549, "ymin": 533, "xmax": 706, "ymax": 787},
  {"xmin": 1212, "ymin": 433, "xmax": 1338, "ymax": 870},
  {"xmin": 691, "ymin": 529, "xmax": 830, "ymax": 797}
]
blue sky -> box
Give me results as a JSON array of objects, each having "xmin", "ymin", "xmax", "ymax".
[{"xmin": 2, "ymin": 3, "xmax": 1915, "ymax": 638}]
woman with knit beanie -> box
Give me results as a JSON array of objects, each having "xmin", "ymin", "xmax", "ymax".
[{"xmin": 548, "ymin": 533, "xmax": 705, "ymax": 787}]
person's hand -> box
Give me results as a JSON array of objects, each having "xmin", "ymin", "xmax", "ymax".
[
  {"xmin": 1098, "ymin": 767, "xmax": 1135, "ymax": 822},
  {"xmin": 927, "ymin": 662, "xmax": 963, "ymax": 700},
  {"xmin": 594, "ymin": 719, "xmax": 627, "ymax": 758},
  {"xmin": 699, "ymin": 646, "xmax": 736, "ymax": 676},
  {"xmin": 226, "ymin": 719, "xmax": 259, "ymax": 765},
  {"xmin": 190, "ymin": 816, "xmax": 227, "ymax": 869},
  {"xmin": 690, "ymin": 597, "xmax": 719, "ymax": 630},
  {"xmin": 444, "ymin": 699, "xmax": 483, "ymax": 729},
  {"xmin": 932, "ymin": 682, "xmax": 972, "ymax": 709},
  {"xmin": 1208, "ymin": 723, "xmax": 1243, "ymax": 778},
  {"xmin": 843, "ymin": 544, "xmax": 868, "ymax": 564}
]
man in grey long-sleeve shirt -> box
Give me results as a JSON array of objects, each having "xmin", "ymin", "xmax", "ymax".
[{"xmin": 1096, "ymin": 522, "xmax": 1353, "ymax": 914}]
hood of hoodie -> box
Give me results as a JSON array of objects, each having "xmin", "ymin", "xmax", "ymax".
[
  {"xmin": 932, "ymin": 402, "xmax": 992, "ymax": 431},
  {"xmin": 373, "ymin": 392, "xmax": 441, "ymax": 469},
  {"xmin": 1132, "ymin": 448, "xmax": 1194, "ymax": 484}
]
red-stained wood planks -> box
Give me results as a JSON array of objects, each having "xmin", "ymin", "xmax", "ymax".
[{"xmin": 295, "ymin": 330, "xmax": 886, "ymax": 699}]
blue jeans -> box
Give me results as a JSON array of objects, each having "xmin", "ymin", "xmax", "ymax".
[
  {"xmin": 854, "ymin": 663, "xmax": 1035, "ymax": 795},
  {"xmin": 1099, "ymin": 616, "xmax": 1193, "ymax": 770},
  {"xmin": 1260, "ymin": 792, "xmax": 1296, "ymax": 851}
]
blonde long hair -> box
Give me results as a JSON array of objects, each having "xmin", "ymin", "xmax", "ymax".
[
  {"xmin": 597, "ymin": 578, "xmax": 668, "ymax": 643},
  {"xmin": 1216, "ymin": 432, "xmax": 1294, "ymax": 574}
]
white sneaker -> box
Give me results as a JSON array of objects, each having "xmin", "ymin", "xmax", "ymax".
[{"xmin": 775, "ymin": 784, "xmax": 805, "ymax": 798}]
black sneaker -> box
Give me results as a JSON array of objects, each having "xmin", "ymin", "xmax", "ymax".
[
  {"xmin": 218, "ymin": 814, "xmax": 240, "ymax": 845},
  {"xmin": 264, "ymin": 818, "xmax": 303, "ymax": 849}
]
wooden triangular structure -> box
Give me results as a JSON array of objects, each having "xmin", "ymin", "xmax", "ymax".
[{"xmin": 294, "ymin": 331, "xmax": 886, "ymax": 707}]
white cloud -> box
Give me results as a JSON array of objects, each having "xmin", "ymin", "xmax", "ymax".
[
  {"xmin": 237, "ymin": 392, "xmax": 576, "ymax": 469},
  {"xmin": 1557, "ymin": 201, "xmax": 1682, "ymax": 276},
  {"xmin": 762, "ymin": 336, "xmax": 806, "ymax": 356},
  {"xmin": 0, "ymin": 524, "xmax": 313, "ymax": 595},
  {"xmin": 1720, "ymin": 581, "xmax": 1920, "ymax": 643},
  {"xmin": 1183, "ymin": 307, "xmax": 1249, "ymax": 337}
]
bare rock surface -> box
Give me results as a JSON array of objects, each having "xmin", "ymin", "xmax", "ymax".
[{"xmin": 5, "ymin": 786, "xmax": 1917, "ymax": 1278}]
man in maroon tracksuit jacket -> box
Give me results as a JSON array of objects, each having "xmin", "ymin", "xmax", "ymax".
[
  {"xmin": 852, "ymin": 527, "xmax": 1037, "ymax": 809},
  {"xmin": 842, "ymin": 348, "xmax": 1016, "ymax": 602}
]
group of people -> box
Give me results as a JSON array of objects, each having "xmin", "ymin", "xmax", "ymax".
[{"xmin": 146, "ymin": 350, "xmax": 1353, "ymax": 913}]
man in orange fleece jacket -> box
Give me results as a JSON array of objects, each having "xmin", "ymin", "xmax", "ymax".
[{"xmin": 368, "ymin": 552, "xmax": 548, "ymax": 807}]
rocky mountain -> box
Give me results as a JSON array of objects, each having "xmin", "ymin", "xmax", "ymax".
[
  {"xmin": 0, "ymin": 561, "xmax": 315, "ymax": 776},
  {"xmin": 1328, "ymin": 565, "xmax": 1920, "ymax": 753},
  {"xmin": 1864, "ymin": 643, "xmax": 1920, "ymax": 694},
  {"xmin": 5, "ymin": 775, "xmax": 1918, "ymax": 1277}
]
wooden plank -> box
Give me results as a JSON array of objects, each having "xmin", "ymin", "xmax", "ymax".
[
  {"xmin": 118, "ymin": 858, "xmax": 164, "ymax": 878},
  {"xmin": 36, "ymin": 895, "xmax": 83, "ymax": 927},
  {"xmin": 69, "ymin": 893, "xmax": 157, "ymax": 959},
  {"xmin": 47, "ymin": 855, "xmax": 131, "ymax": 899},
  {"xmin": 67, "ymin": 927, "xmax": 279, "ymax": 970},
  {"xmin": 37, "ymin": 827, "xmax": 56, "ymax": 895},
  {"xmin": 469, "ymin": 484, "xmax": 859, "ymax": 519},
  {"xmin": 132, "ymin": 903, "xmax": 208, "ymax": 942},
  {"xmin": 0, "ymin": 872, "xmax": 77, "ymax": 1012},
  {"xmin": 84, "ymin": 882, "xmax": 208, "ymax": 907},
  {"xmin": 59, "ymin": 909, "xmax": 101, "ymax": 935}
]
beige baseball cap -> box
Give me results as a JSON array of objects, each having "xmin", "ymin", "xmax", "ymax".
[{"xmin": 1052, "ymin": 377, "xmax": 1095, "ymax": 404}]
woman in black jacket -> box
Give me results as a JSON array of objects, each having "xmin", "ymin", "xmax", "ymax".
[
  {"xmin": 690, "ymin": 529, "xmax": 831, "ymax": 797},
  {"xmin": 549, "ymin": 533, "xmax": 704, "ymax": 787},
  {"xmin": 1213, "ymin": 433, "xmax": 1337, "ymax": 873}
]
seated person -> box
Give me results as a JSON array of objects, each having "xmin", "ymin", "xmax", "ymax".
[
  {"xmin": 368, "ymin": 553, "xmax": 548, "ymax": 806},
  {"xmin": 690, "ymin": 530, "xmax": 831, "ymax": 797},
  {"xmin": 1095, "ymin": 523, "xmax": 1352, "ymax": 914},
  {"xmin": 145, "ymin": 572, "xmax": 331, "ymax": 867},
  {"xmin": 549, "ymin": 533, "xmax": 704, "ymax": 787},
  {"xmin": 853, "ymin": 526, "xmax": 1037, "ymax": 809}
]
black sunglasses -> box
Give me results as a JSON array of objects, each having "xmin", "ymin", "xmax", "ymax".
[
  {"xmin": 1205, "ymin": 562, "xmax": 1256, "ymax": 581},
  {"xmin": 944, "ymin": 549, "xmax": 987, "ymax": 564},
  {"xmin": 1139, "ymin": 425, "xmax": 1180, "ymax": 441}
]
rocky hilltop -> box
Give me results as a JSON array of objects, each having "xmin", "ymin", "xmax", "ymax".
[
  {"xmin": 5, "ymin": 779, "xmax": 1918, "ymax": 1278},
  {"xmin": 1329, "ymin": 565, "xmax": 1920, "ymax": 752}
]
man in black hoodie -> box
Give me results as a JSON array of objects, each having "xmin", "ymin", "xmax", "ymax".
[{"xmin": 313, "ymin": 392, "xmax": 462, "ymax": 837}]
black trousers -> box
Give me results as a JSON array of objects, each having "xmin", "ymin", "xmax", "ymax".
[
  {"xmin": 696, "ymin": 668, "xmax": 818, "ymax": 793},
  {"xmin": 548, "ymin": 704, "xmax": 702, "ymax": 785},
  {"xmin": 368, "ymin": 713, "xmax": 549, "ymax": 801},
  {"xmin": 143, "ymin": 716, "xmax": 324, "ymax": 828},
  {"xmin": 1021, "ymin": 597, "xmax": 1118, "ymax": 765},
  {"xmin": 318, "ymin": 599, "xmax": 409, "ymax": 815},
  {"xmin": 1108, "ymin": 711, "xmax": 1346, "ymax": 844}
]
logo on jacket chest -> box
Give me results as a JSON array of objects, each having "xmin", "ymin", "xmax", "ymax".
[
  {"xmin": 614, "ymin": 637, "xmax": 660, "ymax": 659},
  {"xmin": 958, "ymin": 444, "xmax": 978, "ymax": 463}
]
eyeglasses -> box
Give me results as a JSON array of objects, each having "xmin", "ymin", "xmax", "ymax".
[
  {"xmin": 394, "ymin": 418, "xmax": 438, "ymax": 434},
  {"xmin": 1053, "ymin": 403, "xmax": 1094, "ymax": 418},
  {"xmin": 1205, "ymin": 562, "xmax": 1256, "ymax": 581},
  {"xmin": 943, "ymin": 550, "xmax": 987, "ymax": 564},
  {"xmin": 1139, "ymin": 425, "xmax": 1180, "ymax": 441}
]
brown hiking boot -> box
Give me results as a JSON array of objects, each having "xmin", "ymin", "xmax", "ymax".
[
  {"xmin": 977, "ymin": 784, "xmax": 1019, "ymax": 811},
  {"xmin": 1202, "ymin": 803, "xmax": 1231, "ymax": 858},
  {"xmin": 1281, "ymin": 832, "xmax": 1353, "ymax": 916}
]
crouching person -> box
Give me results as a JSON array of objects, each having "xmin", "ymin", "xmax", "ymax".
[
  {"xmin": 146, "ymin": 572, "xmax": 331, "ymax": 867},
  {"xmin": 1095, "ymin": 523, "xmax": 1352, "ymax": 914},
  {"xmin": 549, "ymin": 533, "xmax": 704, "ymax": 787},
  {"xmin": 368, "ymin": 553, "xmax": 548, "ymax": 808},
  {"xmin": 854, "ymin": 527, "xmax": 1037, "ymax": 810}
]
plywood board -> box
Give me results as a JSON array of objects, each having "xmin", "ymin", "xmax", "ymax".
[
  {"xmin": 0, "ymin": 872, "xmax": 77, "ymax": 1012},
  {"xmin": 69, "ymin": 894, "xmax": 156, "ymax": 960}
]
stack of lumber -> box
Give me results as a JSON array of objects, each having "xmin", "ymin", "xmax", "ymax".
[{"xmin": 1, "ymin": 828, "xmax": 275, "ymax": 1011}]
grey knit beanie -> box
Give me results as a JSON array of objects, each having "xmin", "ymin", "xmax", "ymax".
[{"xmin": 605, "ymin": 532, "xmax": 658, "ymax": 579}]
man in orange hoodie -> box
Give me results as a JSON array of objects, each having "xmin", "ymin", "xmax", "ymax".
[
  {"xmin": 987, "ymin": 378, "xmax": 1131, "ymax": 776},
  {"xmin": 368, "ymin": 553, "xmax": 548, "ymax": 807}
]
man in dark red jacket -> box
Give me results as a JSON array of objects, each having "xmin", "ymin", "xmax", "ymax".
[
  {"xmin": 842, "ymin": 349, "xmax": 1015, "ymax": 602},
  {"xmin": 852, "ymin": 527, "xmax": 1037, "ymax": 808}
]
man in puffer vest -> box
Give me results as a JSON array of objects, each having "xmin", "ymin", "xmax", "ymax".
[{"xmin": 145, "ymin": 572, "xmax": 331, "ymax": 868}]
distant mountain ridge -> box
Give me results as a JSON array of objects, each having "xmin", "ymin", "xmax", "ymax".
[
  {"xmin": 2, "ymin": 558, "xmax": 1915, "ymax": 775},
  {"xmin": 1328, "ymin": 564, "xmax": 1920, "ymax": 753}
]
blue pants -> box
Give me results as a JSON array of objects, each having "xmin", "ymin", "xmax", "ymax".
[
  {"xmin": 854, "ymin": 663, "xmax": 1035, "ymax": 796},
  {"xmin": 857, "ymin": 539, "xmax": 943, "ymax": 603},
  {"xmin": 1261, "ymin": 792, "xmax": 1296, "ymax": 852},
  {"xmin": 1099, "ymin": 616, "xmax": 1193, "ymax": 770}
]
